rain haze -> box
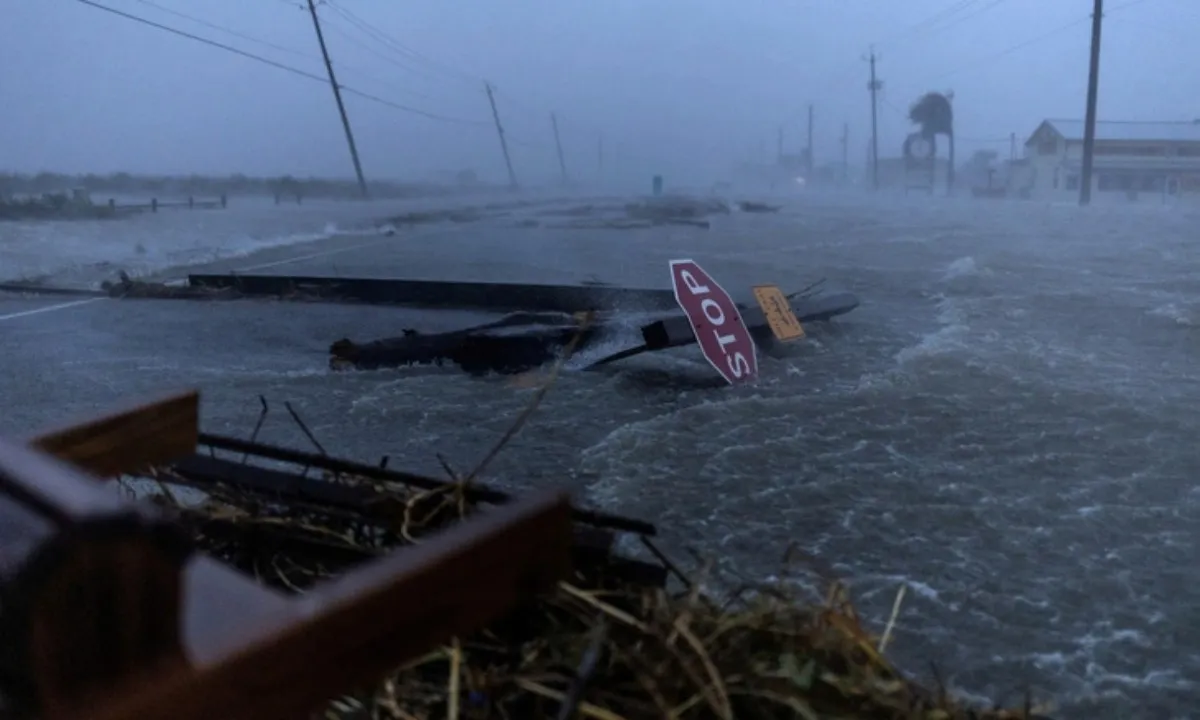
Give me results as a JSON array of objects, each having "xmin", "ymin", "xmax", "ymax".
[
  {"xmin": 2, "ymin": 1, "xmax": 1200, "ymax": 718},
  {"xmin": 2, "ymin": 0, "xmax": 1195, "ymax": 182}
]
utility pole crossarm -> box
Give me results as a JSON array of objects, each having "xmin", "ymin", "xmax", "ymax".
[{"xmin": 306, "ymin": 0, "xmax": 368, "ymax": 199}]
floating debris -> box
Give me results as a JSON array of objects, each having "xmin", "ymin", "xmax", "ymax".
[
  {"xmin": 144, "ymin": 433, "xmax": 1056, "ymax": 720},
  {"xmin": 8, "ymin": 388, "xmax": 1056, "ymax": 719},
  {"xmin": 737, "ymin": 201, "xmax": 782, "ymax": 213}
]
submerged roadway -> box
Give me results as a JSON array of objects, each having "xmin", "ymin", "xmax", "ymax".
[{"xmin": 2, "ymin": 196, "xmax": 1198, "ymax": 718}]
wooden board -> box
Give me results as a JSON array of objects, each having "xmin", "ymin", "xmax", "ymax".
[
  {"xmin": 752, "ymin": 284, "xmax": 805, "ymax": 342},
  {"xmin": 28, "ymin": 391, "xmax": 199, "ymax": 479},
  {"xmin": 86, "ymin": 489, "xmax": 573, "ymax": 720}
]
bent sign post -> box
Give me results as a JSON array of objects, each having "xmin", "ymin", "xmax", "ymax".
[{"xmin": 669, "ymin": 259, "xmax": 758, "ymax": 385}]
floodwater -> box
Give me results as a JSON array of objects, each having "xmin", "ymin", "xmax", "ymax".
[{"xmin": 2, "ymin": 191, "xmax": 1198, "ymax": 719}]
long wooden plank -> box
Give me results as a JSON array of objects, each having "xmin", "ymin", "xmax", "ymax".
[
  {"xmin": 88, "ymin": 489, "xmax": 573, "ymax": 720},
  {"xmin": 28, "ymin": 391, "xmax": 199, "ymax": 479},
  {"xmin": 186, "ymin": 273, "xmax": 681, "ymax": 313}
]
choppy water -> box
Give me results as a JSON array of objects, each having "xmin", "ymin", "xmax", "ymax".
[
  {"xmin": 0, "ymin": 190, "xmax": 573, "ymax": 287},
  {"xmin": 3, "ymin": 191, "xmax": 1199, "ymax": 719}
]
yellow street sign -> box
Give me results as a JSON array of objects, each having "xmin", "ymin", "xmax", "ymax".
[{"xmin": 752, "ymin": 284, "xmax": 805, "ymax": 342}]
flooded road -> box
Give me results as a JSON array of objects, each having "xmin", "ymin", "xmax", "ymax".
[{"xmin": 2, "ymin": 193, "xmax": 1198, "ymax": 718}]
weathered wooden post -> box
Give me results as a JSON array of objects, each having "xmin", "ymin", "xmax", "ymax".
[{"xmin": 1, "ymin": 390, "xmax": 573, "ymax": 720}]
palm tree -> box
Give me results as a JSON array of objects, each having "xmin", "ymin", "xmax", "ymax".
[{"xmin": 908, "ymin": 92, "xmax": 955, "ymax": 193}]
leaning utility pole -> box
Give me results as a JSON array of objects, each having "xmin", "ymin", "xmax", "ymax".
[
  {"xmin": 306, "ymin": 0, "xmax": 367, "ymax": 199},
  {"xmin": 550, "ymin": 113, "xmax": 568, "ymax": 186},
  {"xmin": 484, "ymin": 82, "xmax": 519, "ymax": 190},
  {"xmin": 806, "ymin": 105, "xmax": 814, "ymax": 178},
  {"xmin": 1079, "ymin": 0, "xmax": 1104, "ymax": 206},
  {"xmin": 841, "ymin": 122, "xmax": 849, "ymax": 185},
  {"xmin": 866, "ymin": 48, "xmax": 881, "ymax": 191}
]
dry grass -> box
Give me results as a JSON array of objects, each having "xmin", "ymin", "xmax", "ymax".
[{"xmin": 136, "ymin": 470, "xmax": 1054, "ymax": 720}]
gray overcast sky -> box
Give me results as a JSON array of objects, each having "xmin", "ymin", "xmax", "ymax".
[{"xmin": 1, "ymin": 0, "xmax": 1195, "ymax": 184}]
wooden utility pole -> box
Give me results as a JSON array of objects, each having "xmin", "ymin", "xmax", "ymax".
[
  {"xmin": 1010, "ymin": 131, "xmax": 1017, "ymax": 161},
  {"xmin": 597, "ymin": 135, "xmax": 603, "ymax": 175},
  {"xmin": 866, "ymin": 49, "xmax": 881, "ymax": 191},
  {"xmin": 550, "ymin": 113, "xmax": 568, "ymax": 186},
  {"xmin": 841, "ymin": 122, "xmax": 849, "ymax": 184},
  {"xmin": 1079, "ymin": 0, "xmax": 1104, "ymax": 206},
  {"xmin": 484, "ymin": 82, "xmax": 519, "ymax": 190},
  {"xmin": 306, "ymin": 0, "xmax": 368, "ymax": 199},
  {"xmin": 806, "ymin": 105, "xmax": 814, "ymax": 178},
  {"xmin": 777, "ymin": 126, "xmax": 783, "ymax": 162}
]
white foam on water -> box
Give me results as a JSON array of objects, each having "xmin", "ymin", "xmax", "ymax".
[
  {"xmin": 1148, "ymin": 302, "xmax": 1195, "ymax": 327},
  {"xmin": 0, "ymin": 220, "xmax": 353, "ymax": 286},
  {"xmin": 942, "ymin": 255, "xmax": 988, "ymax": 281},
  {"xmin": 0, "ymin": 193, "xmax": 507, "ymax": 287},
  {"xmin": 893, "ymin": 295, "xmax": 970, "ymax": 366}
]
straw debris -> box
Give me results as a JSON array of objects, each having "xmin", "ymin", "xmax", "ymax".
[{"xmin": 140, "ymin": 469, "xmax": 1052, "ymax": 720}]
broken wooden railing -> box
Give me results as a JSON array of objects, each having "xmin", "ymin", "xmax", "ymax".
[
  {"xmin": 171, "ymin": 433, "xmax": 667, "ymax": 589},
  {"xmin": 3, "ymin": 390, "xmax": 574, "ymax": 720}
]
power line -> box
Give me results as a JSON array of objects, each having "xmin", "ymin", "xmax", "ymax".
[
  {"xmin": 874, "ymin": 0, "xmax": 988, "ymax": 48},
  {"xmin": 316, "ymin": 2, "xmax": 570, "ymax": 149},
  {"xmin": 931, "ymin": 16, "xmax": 1090, "ymax": 81},
  {"xmin": 72, "ymin": 0, "xmax": 489, "ymax": 126},
  {"xmin": 319, "ymin": 6, "xmax": 457, "ymax": 86},
  {"xmin": 314, "ymin": 19, "xmax": 457, "ymax": 103},
  {"xmin": 318, "ymin": 4, "xmax": 599, "ymax": 153},
  {"xmin": 323, "ymin": 1, "xmax": 482, "ymax": 86},
  {"xmin": 930, "ymin": 0, "xmax": 1154, "ymax": 81},
  {"xmin": 928, "ymin": 0, "xmax": 1008, "ymax": 34},
  {"xmin": 128, "ymin": 0, "xmax": 312, "ymax": 59},
  {"xmin": 782, "ymin": 2, "xmax": 965, "ymax": 126},
  {"xmin": 127, "ymin": 0, "xmax": 446, "ymax": 106}
]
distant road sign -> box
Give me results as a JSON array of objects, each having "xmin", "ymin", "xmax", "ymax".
[{"xmin": 668, "ymin": 259, "xmax": 758, "ymax": 385}]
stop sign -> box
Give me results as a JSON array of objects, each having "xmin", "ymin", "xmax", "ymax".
[{"xmin": 668, "ymin": 259, "xmax": 759, "ymax": 385}]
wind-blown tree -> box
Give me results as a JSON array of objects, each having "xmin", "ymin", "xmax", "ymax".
[{"xmin": 909, "ymin": 91, "xmax": 955, "ymax": 193}]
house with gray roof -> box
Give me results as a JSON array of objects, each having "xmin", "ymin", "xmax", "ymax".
[{"xmin": 1013, "ymin": 119, "xmax": 1200, "ymax": 202}]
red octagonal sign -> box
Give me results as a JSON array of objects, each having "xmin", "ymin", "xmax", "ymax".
[{"xmin": 669, "ymin": 258, "xmax": 759, "ymax": 385}]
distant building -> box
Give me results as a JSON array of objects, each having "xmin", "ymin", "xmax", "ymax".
[{"xmin": 1014, "ymin": 119, "xmax": 1200, "ymax": 203}]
